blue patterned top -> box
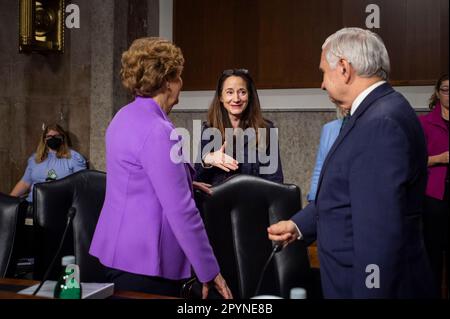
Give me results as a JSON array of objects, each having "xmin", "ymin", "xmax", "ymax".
[{"xmin": 21, "ymin": 149, "xmax": 87, "ymax": 202}]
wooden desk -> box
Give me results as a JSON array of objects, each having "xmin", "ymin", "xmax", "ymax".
[{"xmin": 0, "ymin": 278, "xmax": 178, "ymax": 299}]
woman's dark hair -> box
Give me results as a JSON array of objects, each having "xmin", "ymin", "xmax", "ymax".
[
  {"xmin": 207, "ymin": 69, "xmax": 269, "ymax": 145},
  {"xmin": 429, "ymin": 74, "xmax": 449, "ymax": 110}
]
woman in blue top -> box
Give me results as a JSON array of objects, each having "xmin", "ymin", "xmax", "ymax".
[
  {"xmin": 10, "ymin": 123, "xmax": 87, "ymax": 202},
  {"xmin": 195, "ymin": 69, "xmax": 283, "ymax": 189},
  {"xmin": 307, "ymin": 107, "xmax": 349, "ymax": 202}
]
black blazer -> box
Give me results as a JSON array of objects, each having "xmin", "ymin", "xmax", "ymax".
[{"xmin": 194, "ymin": 121, "xmax": 284, "ymax": 185}]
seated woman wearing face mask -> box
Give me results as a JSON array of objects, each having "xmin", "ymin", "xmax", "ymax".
[{"xmin": 10, "ymin": 123, "xmax": 87, "ymax": 203}]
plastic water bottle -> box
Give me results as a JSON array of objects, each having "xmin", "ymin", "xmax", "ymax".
[
  {"xmin": 290, "ymin": 287, "xmax": 307, "ymax": 299},
  {"xmin": 53, "ymin": 255, "xmax": 82, "ymax": 299}
]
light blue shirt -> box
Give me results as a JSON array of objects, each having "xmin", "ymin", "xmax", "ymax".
[
  {"xmin": 21, "ymin": 149, "xmax": 87, "ymax": 202},
  {"xmin": 307, "ymin": 119, "xmax": 343, "ymax": 201}
]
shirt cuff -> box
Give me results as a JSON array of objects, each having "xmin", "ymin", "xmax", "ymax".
[{"xmin": 292, "ymin": 222, "xmax": 303, "ymax": 240}]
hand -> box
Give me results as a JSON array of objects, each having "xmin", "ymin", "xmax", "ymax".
[
  {"xmin": 267, "ymin": 220, "xmax": 300, "ymax": 248},
  {"xmin": 429, "ymin": 151, "xmax": 449, "ymax": 166},
  {"xmin": 202, "ymin": 273, "xmax": 233, "ymax": 299},
  {"xmin": 193, "ymin": 181, "xmax": 213, "ymax": 195},
  {"xmin": 203, "ymin": 141, "xmax": 239, "ymax": 172},
  {"xmin": 438, "ymin": 151, "xmax": 449, "ymax": 164}
]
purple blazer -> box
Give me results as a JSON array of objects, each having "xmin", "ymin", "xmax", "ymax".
[
  {"xmin": 419, "ymin": 103, "xmax": 449, "ymax": 200},
  {"xmin": 89, "ymin": 97, "xmax": 220, "ymax": 282}
]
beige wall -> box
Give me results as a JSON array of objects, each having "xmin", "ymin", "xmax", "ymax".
[{"xmin": 170, "ymin": 109, "xmax": 428, "ymax": 206}]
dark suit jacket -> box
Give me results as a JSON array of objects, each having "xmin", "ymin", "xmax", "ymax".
[
  {"xmin": 292, "ymin": 83, "xmax": 435, "ymax": 298},
  {"xmin": 194, "ymin": 121, "xmax": 284, "ymax": 185}
]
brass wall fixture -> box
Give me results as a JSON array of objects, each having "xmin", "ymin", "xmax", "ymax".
[{"xmin": 19, "ymin": 0, "xmax": 65, "ymax": 53}]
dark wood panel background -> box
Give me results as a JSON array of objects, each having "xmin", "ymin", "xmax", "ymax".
[{"xmin": 174, "ymin": 0, "xmax": 448, "ymax": 90}]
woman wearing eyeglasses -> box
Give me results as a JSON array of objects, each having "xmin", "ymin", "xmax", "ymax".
[
  {"xmin": 419, "ymin": 74, "xmax": 449, "ymax": 298},
  {"xmin": 195, "ymin": 69, "xmax": 284, "ymax": 188},
  {"xmin": 10, "ymin": 123, "xmax": 87, "ymax": 203}
]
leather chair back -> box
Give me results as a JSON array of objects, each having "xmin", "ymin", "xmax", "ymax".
[
  {"xmin": 195, "ymin": 175, "xmax": 311, "ymax": 299},
  {"xmin": 0, "ymin": 193, "xmax": 27, "ymax": 277},
  {"xmin": 71, "ymin": 170, "xmax": 107, "ymax": 282},
  {"xmin": 33, "ymin": 170, "xmax": 108, "ymax": 282}
]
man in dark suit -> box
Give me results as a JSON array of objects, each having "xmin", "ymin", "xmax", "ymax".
[{"xmin": 268, "ymin": 27, "xmax": 435, "ymax": 298}]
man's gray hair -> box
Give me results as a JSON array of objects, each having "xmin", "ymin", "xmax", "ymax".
[{"xmin": 322, "ymin": 27, "xmax": 390, "ymax": 80}]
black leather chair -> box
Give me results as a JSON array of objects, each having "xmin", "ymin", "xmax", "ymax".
[
  {"xmin": 0, "ymin": 192, "xmax": 28, "ymax": 278},
  {"xmin": 194, "ymin": 175, "xmax": 312, "ymax": 299},
  {"xmin": 33, "ymin": 170, "xmax": 108, "ymax": 282}
]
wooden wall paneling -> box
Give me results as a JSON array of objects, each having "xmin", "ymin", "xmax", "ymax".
[
  {"xmin": 406, "ymin": 0, "xmax": 441, "ymax": 84},
  {"xmin": 440, "ymin": 0, "xmax": 449, "ymax": 78},
  {"xmin": 127, "ymin": 0, "xmax": 149, "ymax": 47},
  {"xmin": 377, "ymin": 0, "xmax": 409, "ymax": 85},
  {"xmin": 175, "ymin": 0, "xmax": 346, "ymax": 90},
  {"xmin": 174, "ymin": 0, "xmax": 448, "ymax": 90},
  {"xmin": 254, "ymin": 0, "xmax": 344, "ymax": 89},
  {"xmin": 231, "ymin": 0, "xmax": 260, "ymax": 84},
  {"xmin": 174, "ymin": 0, "xmax": 237, "ymax": 90},
  {"xmin": 342, "ymin": 1, "xmax": 410, "ymax": 85},
  {"xmin": 257, "ymin": 0, "xmax": 299, "ymax": 88},
  {"xmin": 304, "ymin": 0, "xmax": 344, "ymax": 87}
]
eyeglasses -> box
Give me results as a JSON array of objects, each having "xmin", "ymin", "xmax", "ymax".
[
  {"xmin": 439, "ymin": 87, "xmax": 449, "ymax": 95},
  {"xmin": 222, "ymin": 69, "xmax": 249, "ymax": 76}
]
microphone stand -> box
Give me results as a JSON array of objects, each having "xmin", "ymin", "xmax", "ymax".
[
  {"xmin": 253, "ymin": 242, "xmax": 282, "ymax": 297},
  {"xmin": 32, "ymin": 207, "xmax": 77, "ymax": 296}
]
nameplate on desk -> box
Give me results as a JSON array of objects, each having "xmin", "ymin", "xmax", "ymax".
[{"xmin": 18, "ymin": 281, "xmax": 114, "ymax": 299}]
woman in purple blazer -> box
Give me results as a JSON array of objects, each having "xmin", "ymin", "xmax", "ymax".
[
  {"xmin": 419, "ymin": 74, "xmax": 449, "ymax": 297},
  {"xmin": 89, "ymin": 38, "xmax": 232, "ymax": 299}
]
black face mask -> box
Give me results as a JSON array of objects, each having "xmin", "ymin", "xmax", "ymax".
[{"xmin": 46, "ymin": 137, "xmax": 63, "ymax": 150}]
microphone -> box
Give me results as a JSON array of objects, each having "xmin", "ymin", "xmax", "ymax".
[
  {"xmin": 32, "ymin": 207, "xmax": 77, "ymax": 296},
  {"xmin": 253, "ymin": 241, "xmax": 284, "ymax": 297},
  {"xmin": 272, "ymin": 241, "xmax": 283, "ymax": 253},
  {"xmin": 67, "ymin": 207, "xmax": 76, "ymax": 220}
]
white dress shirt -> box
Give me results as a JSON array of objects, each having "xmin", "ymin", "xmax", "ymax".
[{"xmin": 350, "ymin": 81, "xmax": 386, "ymax": 116}]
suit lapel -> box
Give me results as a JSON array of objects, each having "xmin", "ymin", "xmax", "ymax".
[{"xmin": 315, "ymin": 83, "xmax": 395, "ymax": 198}]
